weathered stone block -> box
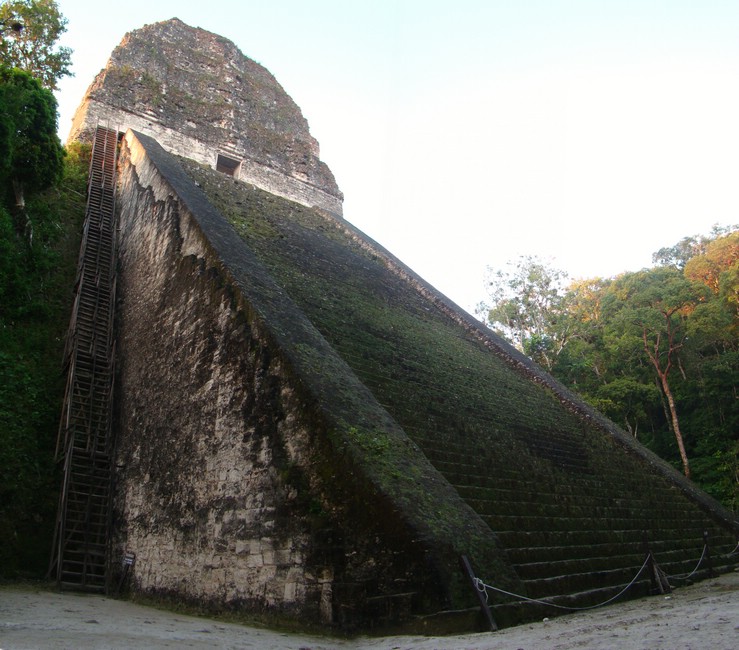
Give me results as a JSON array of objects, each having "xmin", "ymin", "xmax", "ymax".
[{"xmin": 68, "ymin": 19, "xmax": 343, "ymax": 216}]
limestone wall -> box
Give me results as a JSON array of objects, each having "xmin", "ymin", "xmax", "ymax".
[
  {"xmin": 113, "ymin": 130, "xmax": 328, "ymax": 619},
  {"xmin": 112, "ymin": 129, "xmax": 522, "ymax": 630},
  {"xmin": 71, "ymin": 99, "xmax": 343, "ymax": 216}
]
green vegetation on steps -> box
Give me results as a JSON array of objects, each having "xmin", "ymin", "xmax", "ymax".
[{"xmin": 179, "ymin": 160, "xmax": 737, "ymax": 609}]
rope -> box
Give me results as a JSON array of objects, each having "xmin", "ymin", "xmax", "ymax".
[
  {"xmin": 667, "ymin": 545, "xmax": 706, "ymax": 581},
  {"xmin": 726, "ymin": 540, "xmax": 739, "ymax": 557},
  {"xmin": 473, "ymin": 554, "xmax": 651, "ymax": 612}
]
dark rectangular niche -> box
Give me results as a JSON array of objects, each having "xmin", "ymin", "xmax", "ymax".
[{"xmin": 216, "ymin": 153, "xmax": 241, "ymax": 177}]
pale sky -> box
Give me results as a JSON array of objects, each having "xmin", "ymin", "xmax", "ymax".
[{"xmin": 54, "ymin": 0, "xmax": 739, "ymax": 314}]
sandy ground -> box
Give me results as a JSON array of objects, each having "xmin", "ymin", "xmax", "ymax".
[{"xmin": 1, "ymin": 571, "xmax": 738, "ymax": 650}]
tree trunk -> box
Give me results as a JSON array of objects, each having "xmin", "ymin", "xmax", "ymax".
[
  {"xmin": 659, "ymin": 372, "xmax": 691, "ymax": 479},
  {"xmin": 12, "ymin": 178, "xmax": 25, "ymax": 210},
  {"xmin": 642, "ymin": 326, "xmax": 690, "ymax": 479}
]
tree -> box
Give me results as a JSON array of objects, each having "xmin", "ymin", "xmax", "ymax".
[
  {"xmin": 653, "ymin": 224, "xmax": 738, "ymax": 270},
  {"xmin": 0, "ymin": 0, "xmax": 72, "ymax": 90},
  {"xmin": 684, "ymin": 231, "xmax": 738, "ymax": 292},
  {"xmin": 590, "ymin": 377, "xmax": 662, "ymax": 439},
  {"xmin": 0, "ymin": 66, "xmax": 64, "ymax": 219},
  {"xmin": 685, "ymin": 230, "xmax": 739, "ymax": 326},
  {"xmin": 604, "ymin": 268, "xmax": 707, "ymax": 478},
  {"xmin": 480, "ymin": 228, "xmax": 738, "ymax": 507},
  {"xmin": 478, "ymin": 256, "xmax": 570, "ymax": 371},
  {"xmin": 652, "ymin": 235, "xmax": 707, "ymax": 269}
]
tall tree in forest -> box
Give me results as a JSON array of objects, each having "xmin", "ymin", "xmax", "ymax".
[
  {"xmin": 652, "ymin": 235, "xmax": 707, "ymax": 270},
  {"xmin": 602, "ymin": 267, "xmax": 707, "ymax": 478},
  {"xmin": 653, "ymin": 224, "xmax": 737, "ymax": 270},
  {"xmin": 0, "ymin": 0, "xmax": 72, "ymax": 90},
  {"xmin": 479, "ymin": 256, "xmax": 570, "ymax": 371},
  {"xmin": 685, "ymin": 230, "xmax": 739, "ymax": 324},
  {"xmin": 480, "ymin": 227, "xmax": 738, "ymax": 505},
  {"xmin": 0, "ymin": 66, "xmax": 64, "ymax": 220}
]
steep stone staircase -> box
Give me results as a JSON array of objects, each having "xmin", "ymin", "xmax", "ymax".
[
  {"xmin": 180, "ymin": 159, "xmax": 739, "ymax": 625},
  {"xmin": 416, "ymin": 428, "xmax": 738, "ymax": 623},
  {"xmin": 49, "ymin": 126, "xmax": 119, "ymax": 591},
  {"xmin": 178, "ymin": 150, "xmax": 738, "ymax": 629}
]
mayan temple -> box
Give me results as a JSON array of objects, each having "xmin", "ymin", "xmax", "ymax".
[{"xmin": 50, "ymin": 18, "xmax": 738, "ymax": 633}]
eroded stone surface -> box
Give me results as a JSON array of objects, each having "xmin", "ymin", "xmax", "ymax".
[
  {"xmin": 110, "ymin": 128, "xmax": 739, "ymax": 633},
  {"xmin": 111, "ymin": 131, "xmax": 511, "ymax": 631},
  {"xmin": 70, "ymin": 18, "xmax": 342, "ymax": 215},
  {"xmin": 88, "ymin": 19, "xmax": 739, "ymax": 634},
  {"xmin": 113, "ymin": 130, "xmax": 333, "ymax": 622}
]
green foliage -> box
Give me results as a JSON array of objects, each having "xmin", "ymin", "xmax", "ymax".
[
  {"xmin": 652, "ymin": 235, "xmax": 707, "ymax": 269},
  {"xmin": 589, "ymin": 377, "xmax": 662, "ymax": 438},
  {"xmin": 482, "ymin": 227, "xmax": 739, "ymax": 508},
  {"xmin": 0, "ymin": 0, "xmax": 72, "ymax": 90},
  {"xmin": 0, "ymin": 66, "xmax": 64, "ymax": 210},
  {"xmin": 0, "ymin": 143, "xmax": 88, "ymax": 578},
  {"xmin": 478, "ymin": 256, "xmax": 570, "ymax": 371},
  {"xmin": 652, "ymin": 223, "xmax": 737, "ymax": 269}
]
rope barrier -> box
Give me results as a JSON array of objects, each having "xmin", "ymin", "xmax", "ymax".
[
  {"xmin": 726, "ymin": 540, "xmax": 739, "ymax": 557},
  {"xmin": 472, "ymin": 536, "xmax": 725, "ymax": 615},
  {"xmin": 666, "ymin": 545, "xmax": 707, "ymax": 581},
  {"xmin": 473, "ymin": 554, "xmax": 651, "ymax": 612}
]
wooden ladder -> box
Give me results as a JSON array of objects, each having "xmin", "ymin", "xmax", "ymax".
[{"xmin": 48, "ymin": 126, "xmax": 119, "ymax": 592}]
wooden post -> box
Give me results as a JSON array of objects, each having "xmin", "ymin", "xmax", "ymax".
[
  {"xmin": 703, "ymin": 531, "xmax": 713, "ymax": 578},
  {"xmin": 460, "ymin": 555, "xmax": 498, "ymax": 632},
  {"xmin": 642, "ymin": 531, "xmax": 671, "ymax": 594},
  {"xmin": 642, "ymin": 531, "xmax": 658, "ymax": 594}
]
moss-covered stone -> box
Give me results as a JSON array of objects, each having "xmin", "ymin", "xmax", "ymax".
[{"xmin": 176, "ymin": 154, "xmax": 738, "ymax": 621}]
